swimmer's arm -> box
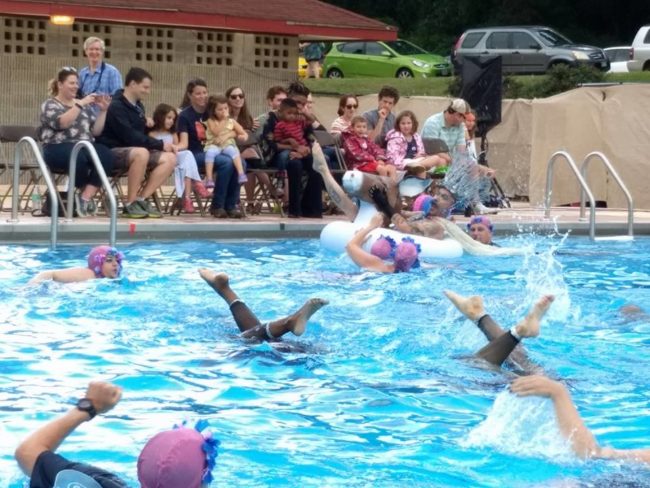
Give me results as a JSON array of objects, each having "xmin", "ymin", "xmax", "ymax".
[
  {"xmin": 511, "ymin": 375, "xmax": 599, "ymax": 459},
  {"xmin": 391, "ymin": 214, "xmax": 421, "ymax": 236},
  {"xmin": 29, "ymin": 267, "xmax": 95, "ymax": 284},
  {"xmin": 598, "ymin": 447, "xmax": 650, "ymax": 464},
  {"xmin": 15, "ymin": 381, "xmax": 122, "ymax": 475},
  {"xmin": 346, "ymin": 214, "xmax": 393, "ymax": 273}
]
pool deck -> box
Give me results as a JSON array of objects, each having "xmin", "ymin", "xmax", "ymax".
[{"xmin": 1, "ymin": 201, "xmax": 648, "ymax": 244}]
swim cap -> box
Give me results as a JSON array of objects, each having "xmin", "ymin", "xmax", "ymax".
[
  {"xmin": 370, "ymin": 235, "xmax": 396, "ymax": 260},
  {"xmin": 467, "ymin": 216, "xmax": 494, "ymax": 232},
  {"xmin": 87, "ymin": 245, "xmax": 124, "ymax": 278},
  {"xmin": 138, "ymin": 421, "xmax": 219, "ymax": 488},
  {"xmin": 393, "ymin": 238, "xmax": 421, "ymax": 273},
  {"xmin": 412, "ymin": 194, "xmax": 434, "ymax": 215}
]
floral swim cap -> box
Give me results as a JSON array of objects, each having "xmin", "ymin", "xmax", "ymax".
[
  {"xmin": 87, "ymin": 245, "xmax": 124, "ymax": 278},
  {"xmin": 393, "ymin": 237, "xmax": 421, "ymax": 273},
  {"xmin": 466, "ymin": 215, "xmax": 493, "ymax": 232},
  {"xmin": 370, "ymin": 235, "xmax": 397, "ymax": 260},
  {"xmin": 138, "ymin": 420, "xmax": 219, "ymax": 488},
  {"xmin": 412, "ymin": 194, "xmax": 434, "ymax": 215}
]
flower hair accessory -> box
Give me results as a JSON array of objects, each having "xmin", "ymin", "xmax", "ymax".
[{"xmin": 175, "ymin": 419, "xmax": 220, "ymax": 484}]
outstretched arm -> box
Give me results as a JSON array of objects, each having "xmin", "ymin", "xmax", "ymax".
[
  {"xmin": 345, "ymin": 213, "xmax": 393, "ymax": 273},
  {"xmin": 15, "ymin": 381, "xmax": 122, "ymax": 475},
  {"xmin": 29, "ymin": 267, "xmax": 96, "ymax": 284},
  {"xmin": 511, "ymin": 376, "xmax": 599, "ymax": 459}
]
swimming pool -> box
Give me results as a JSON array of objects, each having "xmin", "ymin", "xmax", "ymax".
[{"xmin": 1, "ymin": 237, "xmax": 649, "ymax": 487}]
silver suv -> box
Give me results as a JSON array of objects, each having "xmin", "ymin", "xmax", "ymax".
[
  {"xmin": 453, "ymin": 26, "xmax": 609, "ymax": 74},
  {"xmin": 628, "ymin": 25, "xmax": 650, "ymax": 71}
]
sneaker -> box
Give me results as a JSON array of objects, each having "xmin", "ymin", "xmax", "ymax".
[
  {"xmin": 183, "ymin": 197, "xmax": 195, "ymax": 214},
  {"xmin": 238, "ymin": 173, "xmax": 248, "ymax": 184},
  {"xmin": 474, "ymin": 203, "xmax": 498, "ymax": 215},
  {"xmin": 122, "ymin": 201, "xmax": 148, "ymax": 219},
  {"xmin": 74, "ymin": 193, "xmax": 89, "ymax": 218},
  {"xmin": 211, "ymin": 207, "xmax": 228, "ymax": 219},
  {"xmin": 137, "ymin": 199, "xmax": 163, "ymax": 219},
  {"xmin": 227, "ymin": 209, "xmax": 243, "ymax": 219},
  {"xmin": 205, "ymin": 179, "xmax": 215, "ymax": 189},
  {"xmin": 86, "ymin": 198, "xmax": 97, "ymax": 216},
  {"xmin": 192, "ymin": 180, "xmax": 211, "ymax": 198}
]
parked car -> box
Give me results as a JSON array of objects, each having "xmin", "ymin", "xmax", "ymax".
[
  {"xmin": 604, "ymin": 46, "xmax": 631, "ymax": 73},
  {"xmin": 322, "ymin": 39, "xmax": 451, "ymax": 79},
  {"xmin": 452, "ymin": 26, "xmax": 610, "ymax": 74},
  {"xmin": 628, "ymin": 25, "xmax": 650, "ymax": 71}
]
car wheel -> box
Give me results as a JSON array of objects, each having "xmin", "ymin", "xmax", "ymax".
[
  {"xmin": 643, "ymin": 61, "xmax": 650, "ymax": 71},
  {"xmin": 396, "ymin": 68, "xmax": 413, "ymax": 78},
  {"xmin": 327, "ymin": 68, "xmax": 344, "ymax": 79}
]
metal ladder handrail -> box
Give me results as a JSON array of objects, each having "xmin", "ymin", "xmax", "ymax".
[
  {"xmin": 9, "ymin": 136, "xmax": 59, "ymax": 249},
  {"xmin": 579, "ymin": 151, "xmax": 634, "ymax": 238},
  {"xmin": 66, "ymin": 141, "xmax": 117, "ymax": 246},
  {"xmin": 544, "ymin": 150, "xmax": 597, "ymax": 240}
]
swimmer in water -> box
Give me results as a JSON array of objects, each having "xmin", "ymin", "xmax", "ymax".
[
  {"xmin": 466, "ymin": 215, "xmax": 497, "ymax": 246},
  {"xmin": 345, "ymin": 212, "xmax": 421, "ymax": 274},
  {"xmin": 29, "ymin": 245, "xmax": 123, "ymax": 284},
  {"xmin": 198, "ymin": 268, "xmax": 328, "ymax": 341}
]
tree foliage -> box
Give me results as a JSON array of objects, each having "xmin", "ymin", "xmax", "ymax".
[{"xmin": 324, "ymin": 0, "xmax": 650, "ymax": 54}]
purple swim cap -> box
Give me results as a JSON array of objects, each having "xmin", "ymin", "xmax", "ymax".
[
  {"xmin": 370, "ymin": 235, "xmax": 397, "ymax": 260},
  {"xmin": 412, "ymin": 194, "xmax": 434, "ymax": 215},
  {"xmin": 138, "ymin": 421, "xmax": 219, "ymax": 488},
  {"xmin": 87, "ymin": 245, "xmax": 123, "ymax": 278},
  {"xmin": 467, "ymin": 216, "xmax": 494, "ymax": 232},
  {"xmin": 393, "ymin": 238, "xmax": 421, "ymax": 273}
]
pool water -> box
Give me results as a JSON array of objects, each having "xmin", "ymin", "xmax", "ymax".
[{"xmin": 0, "ymin": 237, "xmax": 649, "ymax": 487}]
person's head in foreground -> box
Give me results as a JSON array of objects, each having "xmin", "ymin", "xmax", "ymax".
[
  {"xmin": 277, "ymin": 98, "xmax": 301, "ymax": 123},
  {"xmin": 138, "ymin": 420, "xmax": 219, "ymax": 488},
  {"xmin": 350, "ymin": 115, "xmax": 369, "ymax": 138},
  {"xmin": 88, "ymin": 245, "xmax": 124, "ymax": 279},
  {"xmin": 445, "ymin": 98, "xmax": 471, "ymax": 127},
  {"xmin": 370, "ymin": 236, "xmax": 421, "ymax": 273},
  {"xmin": 466, "ymin": 216, "xmax": 493, "ymax": 245},
  {"xmin": 412, "ymin": 186, "xmax": 457, "ymax": 219}
]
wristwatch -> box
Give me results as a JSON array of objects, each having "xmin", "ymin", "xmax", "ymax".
[{"xmin": 76, "ymin": 398, "xmax": 97, "ymax": 419}]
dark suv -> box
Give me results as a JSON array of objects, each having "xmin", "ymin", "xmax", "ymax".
[{"xmin": 453, "ymin": 26, "xmax": 609, "ymax": 74}]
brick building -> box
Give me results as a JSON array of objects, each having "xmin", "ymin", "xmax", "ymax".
[{"xmin": 0, "ymin": 0, "xmax": 397, "ymax": 125}]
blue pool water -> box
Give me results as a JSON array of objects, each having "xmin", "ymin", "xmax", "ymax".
[{"xmin": 0, "ymin": 236, "xmax": 649, "ymax": 487}]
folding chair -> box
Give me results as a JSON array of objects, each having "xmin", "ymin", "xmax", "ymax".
[{"xmin": 313, "ymin": 129, "xmax": 347, "ymax": 172}]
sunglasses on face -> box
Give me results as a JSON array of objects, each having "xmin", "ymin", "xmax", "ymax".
[
  {"xmin": 345, "ymin": 104, "xmax": 358, "ymax": 109},
  {"xmin": 229, "ymin": 94, "xmax": 244, "ymax": 100}
]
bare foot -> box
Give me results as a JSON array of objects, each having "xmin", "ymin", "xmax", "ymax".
[
  {"xmin": 514, "ymin": 295, "xmax": 554, "ymax": 338},
  {"xmin": 444, "ymin": 290, "xmax": 486, "ymax": 321},
  {"xmin": 286, "ymin": 298, "xmax": 329, "ymax": 336},
  {"xmin": 311, "ymin": 142, "xmax": 328, "ymax": 175},
  {"xmin": 198, "ymin": 268, "xmax": 229, "ymax": 292}
]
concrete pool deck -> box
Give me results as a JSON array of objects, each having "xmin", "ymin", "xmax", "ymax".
[{"xmin": 1, "ymin": 201, "xmax": 648, "ymax": 243}]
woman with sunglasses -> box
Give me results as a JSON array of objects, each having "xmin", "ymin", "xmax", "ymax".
[
  {"xmin": 330, "ymin": 94, "xmax": 359, "ymax": 135},
  {"xmin": 39, "ymin": 67, "xmax": 114, "ymax": 217}
]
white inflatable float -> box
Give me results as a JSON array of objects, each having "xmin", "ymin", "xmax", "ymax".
[{"xmin": 319, "ymin": 170, "xmax": 527, "ymax": 260}]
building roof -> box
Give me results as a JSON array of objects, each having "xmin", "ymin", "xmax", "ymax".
[{"xmin": 0, "ymin": 0, "xmax": 398, "ymax": 40}]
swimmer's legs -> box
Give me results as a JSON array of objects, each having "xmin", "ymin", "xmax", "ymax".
[
  {"xmin": 312, "ymin": 142, "xmax": 358, "ymax": 221},
  {"xmin": 243, "ymin": 298, "xmax": 329, "ymax": 340},
  {"xmin": 444, "ymin": 291, "xmax": 503, "ymax": 341},
  {"xmin": 198, "ymin": 269, "xmax": 261, "ymax": 333},
  {"xmin": 476, "ymin": 295, "xmax": 554, "ymax": 366}
]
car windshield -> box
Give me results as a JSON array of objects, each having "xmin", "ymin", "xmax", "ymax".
[
  {"xmin": 535, "ymin": 28, "xmax": 572, "ymax": 47},
  {"xmin": 384, "ymin": 40, "xmax": 428, "ymax": 55}
]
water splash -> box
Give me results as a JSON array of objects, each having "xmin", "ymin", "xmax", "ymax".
[{"xmin": 462, "ymin": 389, "xmax": 577, "ymax": 463}]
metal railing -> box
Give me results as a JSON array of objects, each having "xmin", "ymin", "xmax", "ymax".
[
  {"xmin": 66, "ymin": 141, "xmax": 117, "ymax": 246},
  {"xmin": 9, "ymin": 136, "xmax": 59, "ymax": 248},
  {"xmin": 544, "ymin": 150, "xmax": 634, "ymax": 241},
  {"xmin": 9, "ymin": 138, "xmax": 118, "ymax": 249},
  {"xmin": 580, "ymin": 151, "xmax": 633, "ymax": 238}
]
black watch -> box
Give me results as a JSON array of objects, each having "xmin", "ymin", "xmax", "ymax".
[{"xmin": 76, "ymin": 398, "xmax": 97, "ymax": 419}]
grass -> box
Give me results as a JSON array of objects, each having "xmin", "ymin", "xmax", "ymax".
[{"xmin": 304, "ymin": 72, "xmax": 650, "ymax": 98}]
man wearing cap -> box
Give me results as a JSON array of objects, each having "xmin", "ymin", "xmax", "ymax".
[
  {"xmin": 421, "ymin": 98, "xmax": 471, "ymax": 165},
  {"xmin": 467, "ymin": 215, "xmax": 498, "ymax": 246},
  {"xmin": 15, "ymin": 381, "xmax": 218, "ymax": 488}
]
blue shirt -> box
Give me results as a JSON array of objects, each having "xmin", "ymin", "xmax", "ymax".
[
  {"xmin": 78, "ymin": 62, "xmax": 123, "ymax": 97},
  {"xmin": 421, "ymin": 112, "xmax": 465, "ymax": 156}
]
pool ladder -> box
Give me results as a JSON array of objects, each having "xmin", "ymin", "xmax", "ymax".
[
  {"xmin": 544, "ymin": 151, "xmax": 634, "ymax": 241},
  {"xmin": 9, "ymin": 137, "xmax": 117, "ymax": 249}
]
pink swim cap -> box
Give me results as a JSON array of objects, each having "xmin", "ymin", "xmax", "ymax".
[
  {"xmin": 138, "ymin": 426, "xmax": 211, "ymax": 488},
  {"xmin": 393, "ymin": 238, "xmax": 421, "ymax": 273},
  {"xmin": 412, "ymin": 194, "xmax": 434, "ymax": 214},
  {"xmin": 87, "ymin": 245, "xmax": 124, "ymax": 278},
  {"xmin": 370, "ymin": 235, "xmax": 396, "ymax": 260},
  {"xmin": 466, "ymin": 215, "xmax": 494, "ymax": 232}
]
